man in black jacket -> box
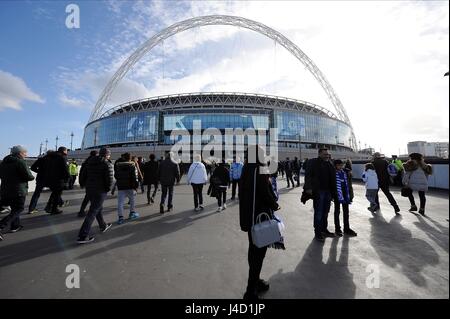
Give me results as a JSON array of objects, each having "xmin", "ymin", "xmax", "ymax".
[
  {"xmin": 239, "ymin": 145, "xmax": 280, "ymax": 300},
  {"xmin": 303, "ymin": 148, "xmax": 337, "ymax": 242},
  {"xmin": 28, "ymin": 151, "xmax": 50, "ymax": 214},
  {"xmin": 158, "ymin": 152, "xmax": 180, "ymax": 214},
  {"xmin": 77, "ymin": 150, "xmax": 98, "ymax": 217},
  {"xmin": 114, "ymin": 152, "xmax": 139, "ymax": 224},
  {"xmin": 77, "ymin": 147, "xmax": 113, "ymax": 244},
  {"xmin": 143, "ymin": 153, "xmax": 159, "ymax": 204},
  {"xmin": 372, "ymin": 152, "xmax": 400, "ymax": 214},
  {"xmin": 43, "ymin": 147, "xmax": 70, "ymax": 215},
  {"xmin": 284, "ymin": 157, "xmax": 295, "ymax": 188},
  {"xmin": 0, "ymin": 145, "xmax": 34, "ymax": 240}
]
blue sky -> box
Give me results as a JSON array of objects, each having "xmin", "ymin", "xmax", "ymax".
[{"xmin": 0, "ymin": 0, "xmax": 448, "ymax": 158}]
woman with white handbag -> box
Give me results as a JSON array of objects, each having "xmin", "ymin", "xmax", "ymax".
[{"xmin": 239, "ymin": 145, "xmax": 281, "ymax": 300}]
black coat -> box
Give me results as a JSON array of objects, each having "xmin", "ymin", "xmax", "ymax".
[
  {"xmin": 239, "ymin": 163, "xmax": 279, "ymax": 232},
  {"xmin": 79, "ymin": 156, "xmax": 114, "ymax": 193},
  {"xmin": 303, "ymin": 157, "xmax": 336, "ymax": 196},
  {"xmin": 143, "ymin": 160, "xmax": 159, "ymax": 185},
  {"xmin": 372, "ymin": 158, "xmax": 390, "ymax": 188},
  {"xmin": 158, "ymin": 158, "xmax": 180, "ymax": 186},
  {"xmin": 0, "ymin": 155, "xmax": 34, "ymax": 198},
  {"xmin": 211, "ymin": 165, "xmax": 230, "ymax": 186},
  {"xmin": 30, "ymin": 156, "xmax": 47, "ymax": 183},
  {"xmin": 114, "ymin": 162, "xmax": 138, "ymax": 190},
  {"xmin": 42, "ymin": 151, "xmax": 70, "ymax": 188}
]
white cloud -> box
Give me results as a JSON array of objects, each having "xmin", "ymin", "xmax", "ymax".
[
  {"xmin": 59, "ymin": 93, "xmax": 88, "ymax": 108},
  {"xmin": 0, "ymin": 70, "xmax": 44, "ymax": 111}
]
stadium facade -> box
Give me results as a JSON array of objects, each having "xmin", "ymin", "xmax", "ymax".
[{"xmin": 73, "ymin": 92, "xmax": 359, "ymax": 161}]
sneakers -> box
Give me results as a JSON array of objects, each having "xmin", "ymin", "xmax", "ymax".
[
  {"xmin": 323, "ymin": 230, "xmax": 336, "ymax": 238},
  {"xmin": 409, "ymin": 205, "xmax": 418, "ymax": 212},
  {"xmin": 194, "ymin": 207, "xmax": 201, "ymax": 212},
  {"xmin": 150, "ymin": 197, "xmax": 155, "ymax": 203},
  {"xmin": 117, "ymin": 217, "xmax": 125, "ymax": 225},
  {"xmin": 129, "ymin": 212, "xmax": 140, "ymax": 220},
  {"xmin": 160, "ymin": 204, "xmax": 165, "ymax": 215},
  {"xmin": 0, "ymin": 207, "xmax": 11, "ymax": 214},
  {"xmin": 216, "ymin": 207, "xmax": 222, "ymax": 212},
  {"xmin": 344, "ymin": 229, "xmax": 358, "ymax": 237},
  {"xmin": 100, "ymin": 223, "xmax": 112, "ymax": 233},
  {"xmin": 335, "ymin": 229, "xmax": 343, "ymax": 237},
  {"xmin": 9, "ymin": 225, "xmax": 24, "ymax": 233},
  {"xmin": 394, "ymin": 205, "xmax": 401, "ymax": 214},
  {"xmin": 167, "ymin": 205, "xmax": 173, "ymax": 212},
  {"xmin": 222, "ymin": 204, "xmax": 227, "ymax": 210},
  {"xmin": 28, "ymin": 209, "xmax": 39, "ymax": 215},
  {"xmin": 256, "ymin": 279, "xmax": 270, "ymax": 293},
  {"xmin": 77, "ymin": 236, "xmax": 95, "ymax": 244},
  {"xmin": 418, "ymin": 209, "xmax": 425, "ymax": 216},
  {"xmin": 199, "ymin": 205, "xmax": 204, "ymax": 210},
  {"xmin": 315, "ymin": 233, "xmax": 325, "ymax": 242}
]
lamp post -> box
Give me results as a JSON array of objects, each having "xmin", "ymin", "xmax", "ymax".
[
  {"xmin": 55, "ymin": 136, "xmax": 59, "ymax": 150},
  {"xmin": 39, "ymin": 142, "xmax": 43, "ymax": 156},
  {"xmin": 70, "ymin": 132, "xmax": 74, "ymax": 151},
  {"xmin": 45, "ymin": 139, "xmax": 48, "ymax": 152}
]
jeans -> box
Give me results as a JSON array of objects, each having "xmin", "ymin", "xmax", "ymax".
[
  {"xmin": 79, "ymin": 194, "xmax": 90, "ymax": 214},
  {"xmin": 160, "ymin": 185, "xmax": 174, "ymax": 207},
  {"xmin": 78, "ymin": 192, "xmax": 107, "ymax": 239},
  {"xmin": 69, "ymin": 175, "xmax": 77, "ymax": 189},
  {"xmin": 408, "ymin": 190, "xmax": 426, "ymax": 210},
  {"xmin": 146, "ymin": 183, "xmax": 158, "ymax": 202},
  {"xmin": 191, "ymin": 183, "xmax": 204, "ymax": 208},
  {"xmin": 313, "ymin": 191, "xmax": 332, "ymax": 235},
  {"xmin": 375, "ymin": 185, "xmax": 398, "ymax": 208},
  {"xmin": 0, "ymin": 196, "xmax": 25, "ymax": 230},
  {"xmin": 231, "ymin": 179, "xmax": 239, "ymax": 198},
  {"xmin": 217, "ymin": 187, "xmax": 227, "ymax": 207},
  {"xmin": 117, "ymin": 189, "xmax": 136, "ymax": 218},
  {"xmin": 366, "ymin": 189, "xmax": 379, "ymax": 211},
  {"xmin": 28, "ymin": 180, "xmax": 45, "ymax": 212},
  {"xmin": 246, "ymin": 231, "xmax": 268, "ymax": 293},
  {"xmin": 334, "ymin": 200, "xmax": 350, "ymax": 231}
]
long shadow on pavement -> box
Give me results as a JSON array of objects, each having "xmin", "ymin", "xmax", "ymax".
[
  {"xmin": 265, "ymin": 237, "xmax": 356, "ymax": 298},
  {"xmin": 0, "ymin": 203, "xmax": 220, "ymax": 268},
  {"xmin": 369, "ymin": 213, "xmax": 439, "ymax": 287},
  {"xmin": 412, "ymin": 214, "xmax": 449, "ymax": 253}
]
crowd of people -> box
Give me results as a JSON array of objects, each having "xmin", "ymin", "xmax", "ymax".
[{"xmin": 0, "ymin": 144, "xmax": 435, "ymax": 300}]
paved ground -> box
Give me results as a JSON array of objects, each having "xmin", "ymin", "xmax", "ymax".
[{"xmin": 0, "ymin": 176, "xmax": 448, "ymax": 299}]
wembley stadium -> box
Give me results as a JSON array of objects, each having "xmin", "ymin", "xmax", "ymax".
[{"xmin": 71, "ymin": 15, "xmax": 362, "ymax": 161}]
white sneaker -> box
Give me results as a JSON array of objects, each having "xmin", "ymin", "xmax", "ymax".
[
  {"xmin": 223, "ymin": 204, "xmax": 227, "ymax": 209},
  {"xmin": 194, "ymin": 207, "xmax": 201, "ymax": 212},
  {"xmin": 216, "ymin": 207, "xmax": 222, "ymax": 212}
]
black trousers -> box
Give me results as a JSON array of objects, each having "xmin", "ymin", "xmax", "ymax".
[
  {"xmin": 69, "ymin": 175, "xmax": 77, "ymax": 189},
  {"xmin": 191, "ymin": 183, "xmax": 204, "ymax": 208},
  {"xmin": 408, "ymin": 191, "xmax": 426, "ymax": 209},
  {"xmin": 160, "ymin": 185, "xmax": 174, "ymax": 207},
  {"xmin": 246, "ymin": 231, "xmax": 268, "ymax": 292},
  {"xmin": 231, "ymin": 179, "xmax": 240, "ymax": 198},
  {"xmin": 0, "ymin": 196, "xmax": 25, "ymax": 230},
  {"xmin": 47, "ymin": 186, "xmax": 63, "ymax": 212},
  {"xmin": 334, "ymin": 200, "xmax": 350, "ymax": 231},
  {"xmin": 375, "ymin": 185, "xmax": 398, "ymax": 208},
  {"xmin": 146, "ymin": 183, "xmax": 158, "ymax": 202},
  {"xmin": 286, "ymin": 173, "xmax": 294, "ymax": 187},
  {"xmin": 217, "ymin": 188, "xmax": 227, "ymax": 207},
  {"xmin": 78, "ymin": 192, "xmax": 107, "ymax": 239}
]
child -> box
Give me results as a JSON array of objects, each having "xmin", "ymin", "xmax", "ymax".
[
  {"xmin": 362, "ymin": 163, "xmax": 379, "ymax": 213},
  {"xmin": 334, "ymin": 160, "xmax": 357, "ymax": 237}
]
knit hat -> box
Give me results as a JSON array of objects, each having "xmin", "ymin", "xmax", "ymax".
[{"xmin": 10, "ymin": 145, "xmax": 27, "ymax": 155}]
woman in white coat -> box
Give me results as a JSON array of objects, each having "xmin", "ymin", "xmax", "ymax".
[
  {"xmin": 402, "ymin": 153, "xmax": 432, "ymax": 216},
  {"xmin": 187, "ymin": 154, "xmax": 208, "ymax": 211}
]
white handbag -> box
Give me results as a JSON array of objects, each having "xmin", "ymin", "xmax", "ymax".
[{"xmin": 250, "ymin": 168, "xmax": 283, "ymax": 248}]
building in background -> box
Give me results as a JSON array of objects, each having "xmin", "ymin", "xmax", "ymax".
[{"xmin": 407, "ymin": 141, "xmax": 449, "ymax": 159}]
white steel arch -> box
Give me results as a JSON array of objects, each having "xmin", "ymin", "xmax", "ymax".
[{"xmin": 89, "ymin": 15, "xmax": 356, "ymax": 148}]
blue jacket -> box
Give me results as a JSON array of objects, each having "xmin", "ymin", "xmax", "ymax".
[{"xmin": 230, "ymin": 162, "xmax": 243, "ymax": 180}]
